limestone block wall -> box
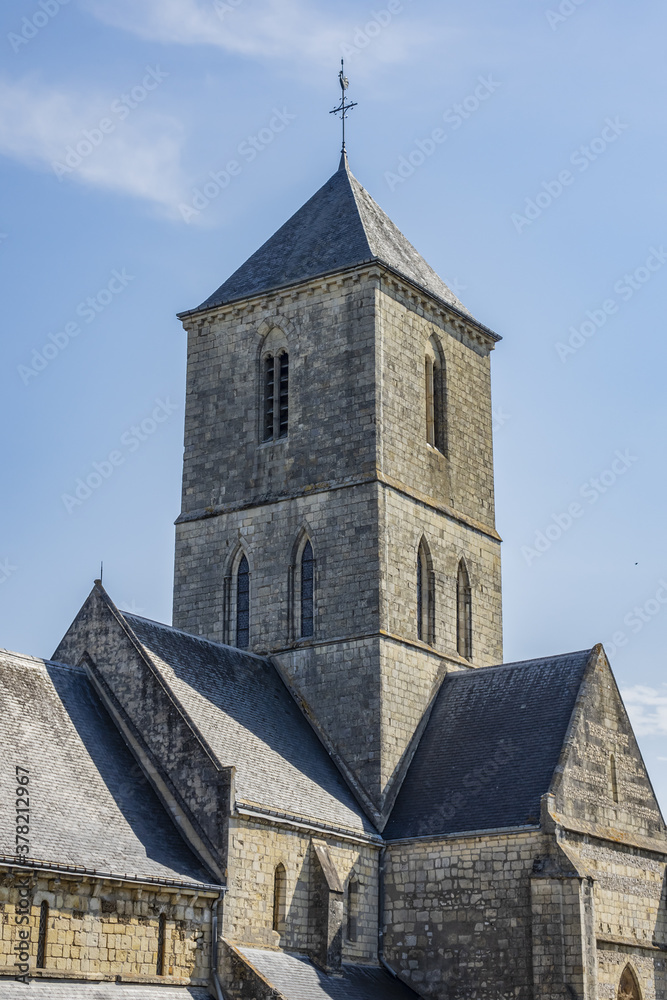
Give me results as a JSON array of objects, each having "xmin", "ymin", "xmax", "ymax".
[
  {"xmin": 597, "ymin": 943, "xmax": 667, "ymax": 1000},
  {"xmin": 275, "ymin": 634, "xmax": 450, "ymax": 818},
  {"xmin": 562, "ymin": 834, "xmax": 667, "ymax": 1000},
  {"xmin": 376, "ymin": 280, "xmax": 497, "ymax": 530},
  {"xmin": 54, "ymin": 588, "xmax": 232, "ymax": 882},
  {"xmin": 530, "ymin": 873, "xmax": 598, "ymax": 1000},
  {"xmin": 552, "ymin": 651, "xmax": 666, "ymax": 843},
  {"xmin": 0, "ymin": 872, "xmax": 212, "ymax": 984},
  {"xmin": 383, "ymin": 830, "xmax": 544, "ymax": 998},
  {"xmin": 173, "ymin": 483, "xmax": 380, "ymax": 652},
  {"xmin": 378, "ymin": 486, "xmax": 502, "ymax": 666},
  {"xmin": 223, "ymin": 816, "xmax": 379, "ymax": 966},
  {"xmin": 178, "ymin": 275, "xmax": 377, "ymax": 517}
]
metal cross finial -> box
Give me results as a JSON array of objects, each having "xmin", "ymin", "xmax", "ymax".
[{"xmin": 329, "ymin": 59, "xmax": 357, "ymax": 155}]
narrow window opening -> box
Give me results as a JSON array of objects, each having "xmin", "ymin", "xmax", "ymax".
[
  {"xmin": 300, "ymin": 540, "xmax": 314, "ymax": 638},
  {"xmin": 278, "ymin": 352, "xmax": 289, "ymax": 438},
  {"xmin": 346, "ymin": 879, "xmax": 359, "ymax": 943},
  {"xmin": 425, "ymin": 356, "xmax": 435, "ymax": 446},
  {"xmin": 156, "ymin": 913, "xmax": 166, "ymax": 977},
  {"xmin": 236, "ymin": 555, "xmax": 250, "ymax": 649},
  {"xmin": 425, "ymin": 337, "xmax": 447, "ymax": 454},
  {"xmin": 457, "ymin": 561, "xmax": 472, "ymax": 660},
  {"xmin": 417, "ymin": 542, "xmax": 432, "ymax": 644},
  {"xmin": 610, "ymin": 753, "xmax": 619, "ymax": 803},
  {"xmin": 263, "ymin": 354, "xmax": 275, "ymax": 441},
  {"xmin": 272, "ymin": 864, "xmax": 287, "ymax": 935},
  {"xmin": 433, "ymin": 357, "xmax": 446, "ymax": 453},
  {"xmin": 36, "ymin": 901, "xmax": 48, "ymax": 969}
]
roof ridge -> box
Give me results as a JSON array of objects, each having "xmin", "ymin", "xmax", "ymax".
[
  {"xmin": 121, "ymin": 612, "xmax": 269, "ymax": 662},
  {"xmin": 0, "ymin": 648, "xmax": 85, "ymax": 673},
  {"xmin": 446, "ymin": 649, "xmax": 594, "ymax": 681}
]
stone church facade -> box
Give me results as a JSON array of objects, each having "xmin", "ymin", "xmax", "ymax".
[{"xmin": 0, "ymin": 154, "xmax": 665, "ymax": 999}]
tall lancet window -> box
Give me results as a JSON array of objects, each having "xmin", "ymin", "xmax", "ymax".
[
  {"xmin": 417, "ymin": 540, "xmax": 434, "ymax": 645},
  {"xmin": 610, "ymin": 753, "xmax": 620, "ymax": 803},
  {"xmin": 346, "ymin": 877, "xmax": 359, "ymax": 943},
  {"xmin": 263, "ymin": 350, "xmax": 289, "ymax": 441},
  {"xmin": 425, "ymin": 336, "xmax": 446, "ymax": 453},
  {"xmin": 236, "ymin": 555, "xmax": 250, "ymax": 649},
  {"xmin": 273, "ymin": 864, "xmax": 287, "ymax": 935},
  {"xmin": 300, "ymin": 540, "xmax": 314, "ymax": 638},
  {"xmin": 156, "ymin": 914, "xmax": 166, "ymax": 976},
  {"xmin": 457, "ymin": 560, "xmax": 472, "ymax": 660}
]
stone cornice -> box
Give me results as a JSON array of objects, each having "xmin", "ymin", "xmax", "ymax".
[
  {"xmin": 176, "ymin": 470, "xmax": 501, "ymax": 543},
  {"xmin": 176, "ymin": 259, "xmax": 501, "ymax": 350}
]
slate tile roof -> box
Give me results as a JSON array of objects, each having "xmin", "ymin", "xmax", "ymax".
[
  {"xmin": 237, "ymin": 948, "xmax": 419, "ymax": 1000},
  {"xmin": 0, "ymin": 981, "xmax": 212, "ymax": 999},
  {"xmin": 0, "ymin": 650, "xmax": 215, "ymax": 886},
  {"xmin": 121, "ymin": 615, "xmax": 376, "ymax": 837},
  {"xmin": 192, "ymin": 155, "xmax": 477, "ymax": 322},
  {"xmin": 384, "ymin": 650, "xmax": 593, "ymax": 841}
]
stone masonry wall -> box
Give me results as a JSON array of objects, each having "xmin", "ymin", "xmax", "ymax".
[
  {"xmin": 177, "ymin": 274, "xmax": 377, "ymax": 518},
  {"xmin": 224, "ymin": 816, "xmax": 379, "ymax": 966},
  {"xmin": 376, "ymin": 279, "xmax": 497, "ymax": 531},
  {"xmin": 378, "ymin": 486, "xmax": 502, "ymax": 666},
  {"xmin": 0, "ymin": 872, "xmax": 212, "ymax": 984},
  {"xmin": 552, "ymin": 650, "xmax": 666, "ymax": 843},
  {"xmin": 563, "ymin": 833, "xmax": 667, "ymax": 1000},
  {"xmin": 174, "ymin": 483, "xmax": 381, "ymax": 653},
  {"xmin": 383, "ymin": 830, "xmax": 544, "ymax": 999}
]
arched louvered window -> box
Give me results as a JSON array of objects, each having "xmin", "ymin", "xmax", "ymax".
[
  {"xmin": 273, "ymin": 864, "xmax": 287, "ymax": 935},
  {"xmin": 156, "ymin": 914, "xmax": 166, "ymax": 976},
  {"xmin": 417, "ymin": 540, "xmax": 434, "ymax": 645},
  {"xmin": 425, "ymin": 336, "xmax": 446, "ymax": 453},
  {"xmin": 263, "ymin": 350, "xmax": 289, "ymax": 441},
  {"xmin": 236, "ymin": 555, "xmax": 250, "ymax": 649},
  {"xmin": 346, "ymin": 878, "xmax": 359, "ymax": 943},
  {"xmin": 618, "ymin": 965, "xmax": 642, "ymax": 1000},
  {"xmin": 278, "ymin": 352, "xmax": 289, "ymax": 437},
  {"xmin": 263, "ymin": 354, "xmax": 275, "ymax": 441},
  {"xmin": 457, "ymin": 560, "xmax": 472, "ymax": 660},
  {"xmin": 610, "ymin": 753, "xmax": 619, "ymax": 803},
  {"xmin": 36, "ymin": 901, "xmax": 48, "ymax": 969}
]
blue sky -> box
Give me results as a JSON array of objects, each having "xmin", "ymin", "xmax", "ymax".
[{"xmin": 1, "ymin": 0, "xmax": 666, "ymax": 810}]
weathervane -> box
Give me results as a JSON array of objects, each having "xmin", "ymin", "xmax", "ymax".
[{"xmin": 329, "ymin": 59, "xmax": 357, "ymax": 155}]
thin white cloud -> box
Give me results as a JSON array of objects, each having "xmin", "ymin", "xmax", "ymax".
[
  {"xmin": 0, "ymin": 76, "xmax": 187, "ymax": 213},
  {"xmin": 622, "ymin": 685, "xmax": 667, "ymax": 736},
  {"xmin": 81, "ymin": 0, "xmax": 426, "ymax": 69}
]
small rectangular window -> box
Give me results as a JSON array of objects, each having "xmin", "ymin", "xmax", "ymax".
[{"xmin": 36, "ymin": 901, "xmax": 48, "ymax": 969}]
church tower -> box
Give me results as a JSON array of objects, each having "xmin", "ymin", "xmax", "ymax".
[{"xmin": 173, "ymin": 152, "xmax": 503, "ymax": 825}]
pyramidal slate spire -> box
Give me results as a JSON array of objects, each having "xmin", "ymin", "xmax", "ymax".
[{"xmin": 194, "ymin": 156, "xmax": 473, "ymax": 318}]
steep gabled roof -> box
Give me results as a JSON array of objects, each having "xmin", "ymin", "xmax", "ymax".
[
  {"xmin": 385, "ymin": 650, "xmax": 594, "ymax": 841},
  {"xmin": 120, "ymin": 613, "xmax": 377, "ymax": 837},
  {"xmin": 191, "ymin": 154, "xmax": 475, "ymax": 319},
  {"xmin": 0, "ymin": 650, "xmax": 215, "ymax": 887}
]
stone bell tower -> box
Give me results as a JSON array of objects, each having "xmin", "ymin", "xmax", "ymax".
[{"xmin": 172, "ymin": 152, "xmax": 503, "ymax": 826}]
